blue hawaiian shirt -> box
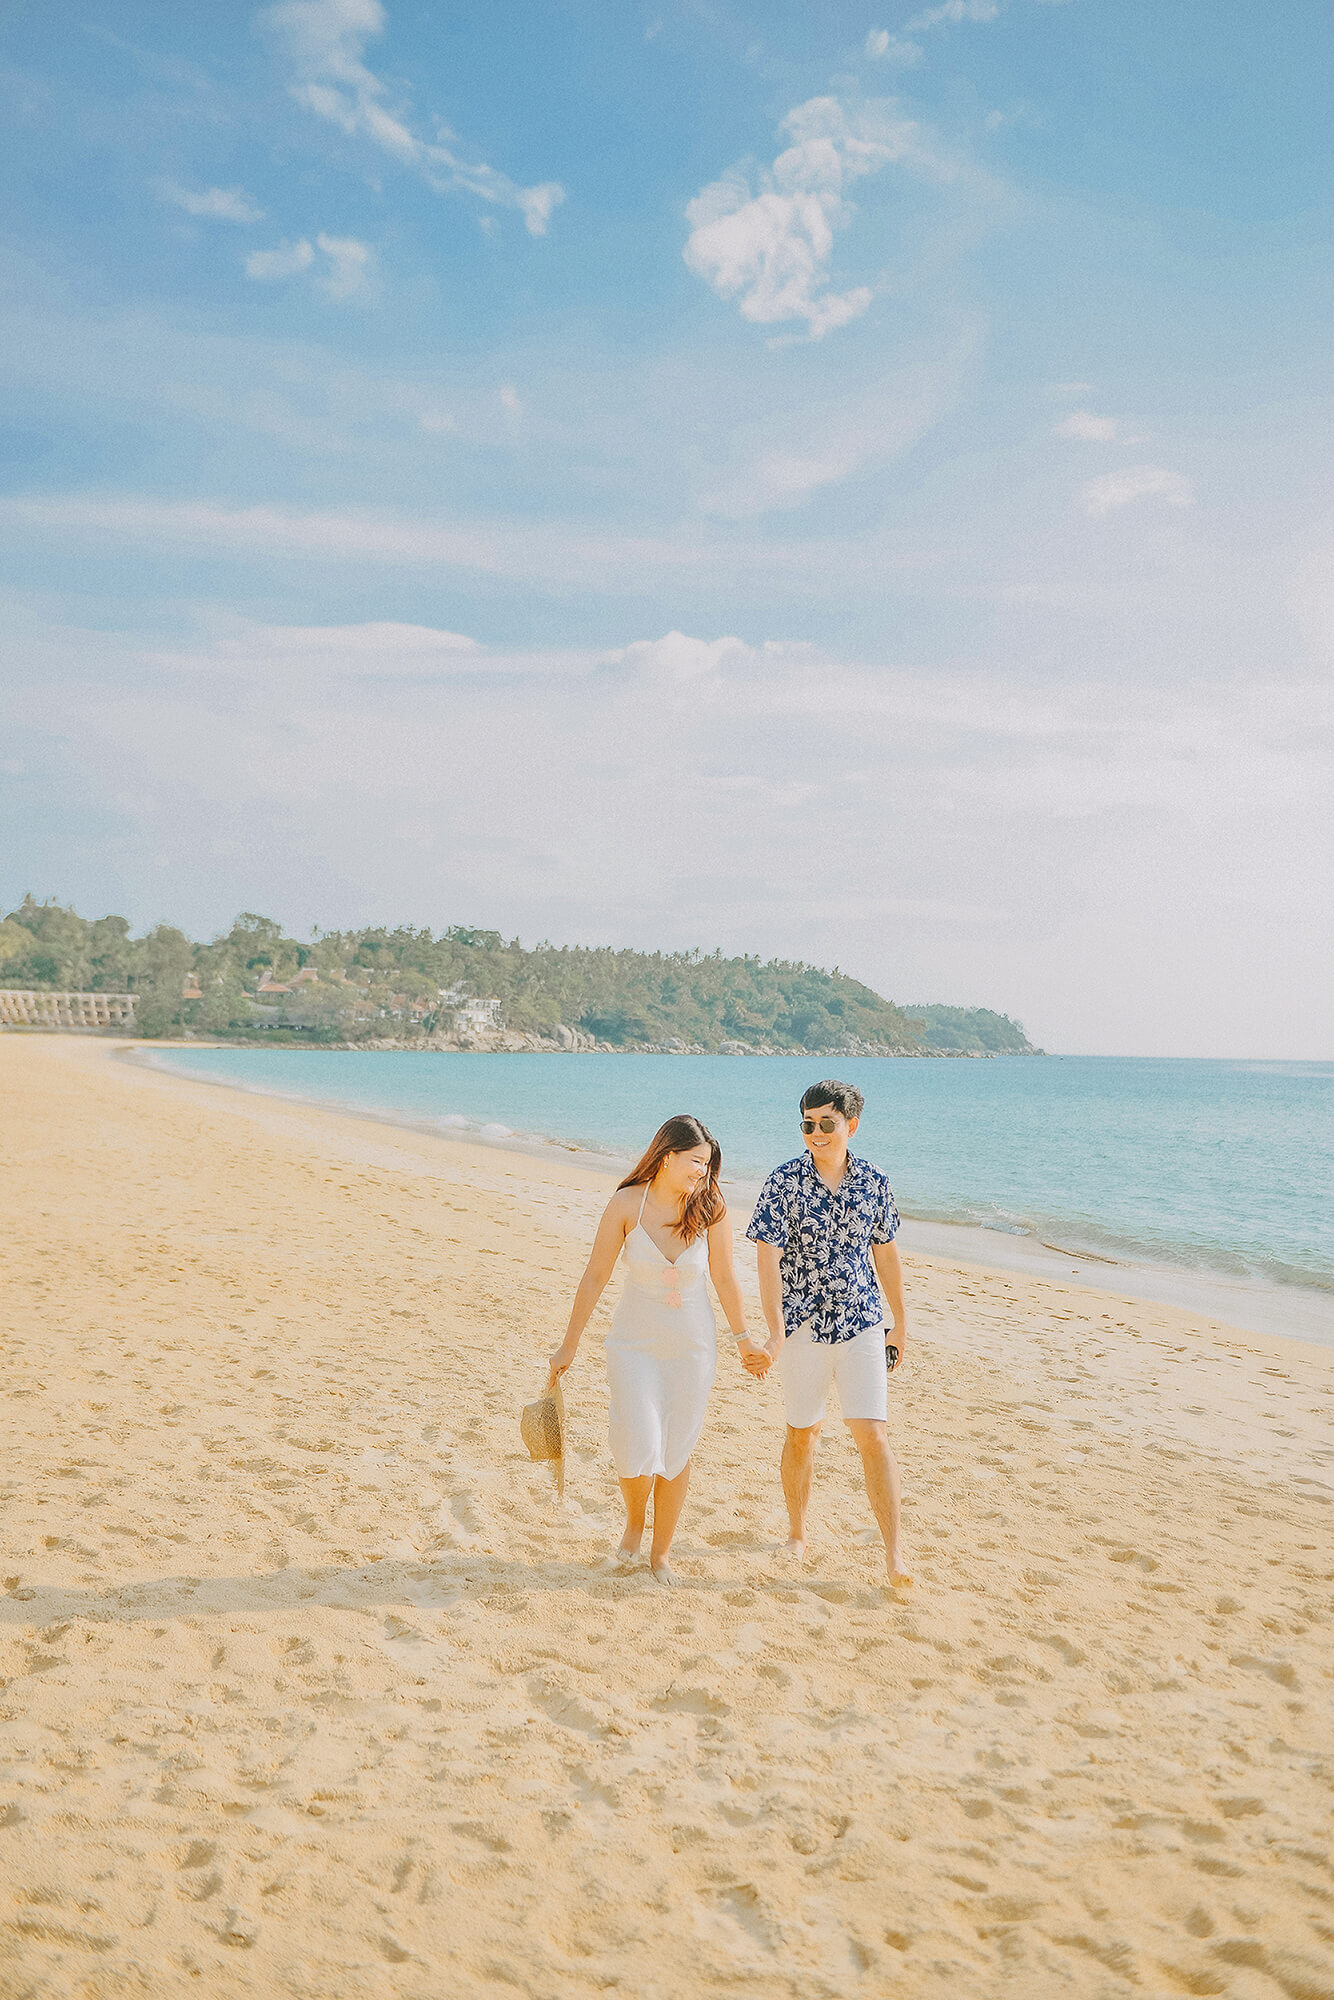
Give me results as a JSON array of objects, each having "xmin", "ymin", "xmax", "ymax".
[{"xmin": 746, "ymin": 1152, "xmax": 900, "ymax": 1344}]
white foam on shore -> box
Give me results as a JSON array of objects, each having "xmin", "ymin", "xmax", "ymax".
[{"xmin": 894, "ymin": 1215, "xmax": 1334, "ymax": 1349}]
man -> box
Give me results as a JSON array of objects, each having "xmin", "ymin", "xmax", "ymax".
[{"xmin": 745, "ymin": 1079, "xmax": 911, "ymax": 1588}]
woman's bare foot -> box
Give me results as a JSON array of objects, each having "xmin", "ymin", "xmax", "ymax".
[
  {"xmin": 616, "ymin": 1533, "xmax": 642, "ymax": 1565},
  {"xmin": 886, "ymin": 1547, "xmax": 913, "ymax": 1589},
  {"xmin": 776, "ymin": 1535, "xmax": 806, "ymax": 1562},
  {"xmin": 650, "ymin": 1558, "xmax": 678, "ymax": 1587}
]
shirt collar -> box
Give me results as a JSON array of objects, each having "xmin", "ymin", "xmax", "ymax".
[{"xmin": 800, "ymin": 1149, "xmax": 866, "ymax": 1195}]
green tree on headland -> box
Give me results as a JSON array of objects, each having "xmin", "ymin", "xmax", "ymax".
[{"xmin": 0, "ymin": 895, "xmax": 1041, "ymax": 1054}]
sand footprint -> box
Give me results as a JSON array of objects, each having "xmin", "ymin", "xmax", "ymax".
[
  {"xmin": 1107, "ymin": 1548, "xmax": 1159, "ymax": 1573},
  {"xmin": 427, "ymin": 1488, "xmax": 491, "ymax": 1550}
]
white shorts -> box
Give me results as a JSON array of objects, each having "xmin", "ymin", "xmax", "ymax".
[{"xmin": 779, "ymin": 1321, "xmax": 889, "ymax": 1429}]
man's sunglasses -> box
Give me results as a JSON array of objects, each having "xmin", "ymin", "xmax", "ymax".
[{"xmin": 801, "ymin": 1116, "xmax": 839, "ymax": 1134}]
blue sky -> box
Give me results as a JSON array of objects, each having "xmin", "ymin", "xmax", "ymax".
[{"xmin": 2, "ymin": 0, "xmax": 1332, "ymax": 1054}]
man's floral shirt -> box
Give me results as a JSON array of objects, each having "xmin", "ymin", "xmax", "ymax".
[{"xmin": 746, "ymin": 1152, "xmax": 900, "ymax": 1344}]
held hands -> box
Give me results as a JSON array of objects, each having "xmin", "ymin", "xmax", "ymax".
[{"xmin": 736, "ymin": 1335, "xmax": 779, "ymax": 1379}]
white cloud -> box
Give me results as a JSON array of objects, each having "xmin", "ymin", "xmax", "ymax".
[
  {"xmin": 499, "ymin": 383, "xmax": 523, "ymax": 419},
  {"xmin": 708, "ymin": 441, "xmax": 862, "ymax": 511},
  {"xmin": 243, "ymin": 233, "xmax": 375, "ymax": 298},
  {"xmin": 701, "ymin": 336, "xmax": 974, "ymax": 516},
  {"xmin": 105, "ymin": 619, "xmax": 1333, "ymax": 763},
  {"xmin": 315, "ymin": 231, "xmax": 375, "ymax": 299},
  {"xmin": 619, "ymin": 631, "xmax": 751, "ymax": 680},
  {"xmin": 258, "ymin": 0, "xmax": 565, "ymax": 235},
  {"xmin": 0, "ymin": 490, "xmax": 934, "ymax": 597},
  {"xmin": 905, "ymin": 0, "xmax": 1001, "ymax": 28},
  {"xmin": 514, "ymin": 185, "xmax": 564, "ymax": 236},
  {"xmin": 684, "ymin": 97, "xmax": 926, "ymax": 339},
  {"xmin": 1081, "ymin": 465, "xmax": 1195, "ymax": 517},
  {"xmin": 140, "ymin": 618, "xmax": 675, "ymax": 684},
  {"xmin": 151, "ymin": 619, "xmax": 480, "ymax": 678},
  {"xmin": 159, "ymin": 183, "xmax": 266, "ymax": 223},
  {"xmin": 1055, "ymin": 409, "xmax": 1118, "ymax": 442},
  {"xmin": 864, "ymin": 28, "xmax": 923, "ymax": 64},
  {"xmin": 244, "ymin": 239, "xmax": 316, "ymax": 280}
]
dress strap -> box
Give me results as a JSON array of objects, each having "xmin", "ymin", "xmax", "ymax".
[{"xmin": 635, "ymin": 1182, "xmax": 650, "ymax": 1227}]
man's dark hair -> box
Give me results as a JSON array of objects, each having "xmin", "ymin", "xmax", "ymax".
[{"xmin": 800, "ymin": 1078, "xmax": 864, "ymax": 1122}]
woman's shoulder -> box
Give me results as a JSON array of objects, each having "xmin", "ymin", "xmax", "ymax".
[{"xmin": 596, "ymin": 1185, "xmax": 641, "ymax": 1240}]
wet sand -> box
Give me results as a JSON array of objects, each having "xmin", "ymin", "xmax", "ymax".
[{"xmin": 2, "ymin": 1033, "xmax": 1332, "ymax": 1999}]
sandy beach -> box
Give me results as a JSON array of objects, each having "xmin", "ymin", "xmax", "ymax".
[{"xmin": 2, "ymin": 1034, "xmax": 1332, "ymax": 2000}]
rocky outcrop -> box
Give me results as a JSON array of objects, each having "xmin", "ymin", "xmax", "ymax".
[
  {"xmin": 177, "ymin": 1023, "xmax": 993, "ymax": 1057},
  {"xmin": 550, "ymin": 1023, "xmax": 600, "ymax": 1051},
  {"xmin": 345, "ymin": 1023, "xmax": 615, "ymax": 1054}
]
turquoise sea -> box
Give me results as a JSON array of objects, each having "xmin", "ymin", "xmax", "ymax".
[{"xmin": 148, "ymin": 1048, "xmax": 1332, "ymax": 1339}]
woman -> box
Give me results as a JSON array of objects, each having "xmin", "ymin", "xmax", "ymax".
[{"xmin": 548, "ymin": 1114, "xmax": 768, "ymax": 1585}]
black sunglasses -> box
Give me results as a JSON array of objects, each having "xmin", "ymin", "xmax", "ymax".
[{"xmin": 801, "ymin": 1116, "xmax": 839, "ymax": 1134}]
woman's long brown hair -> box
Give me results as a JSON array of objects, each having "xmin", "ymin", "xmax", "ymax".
[{"xmin": 618, "ymin": 1114, "xmax": 724, "ymax": 1244}]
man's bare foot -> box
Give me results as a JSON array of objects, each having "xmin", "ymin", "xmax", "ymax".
[
  {"xmin": 886, "ymin": 1548, "xmax": 913, "ymax": 1589},
  {"xmin": 650, "ymin": 1558, "xmax": 678, "ymax": 1587},
  {"xmin": 776, "ymin": 1535, "xmax": 806, "ymax": 1562}
]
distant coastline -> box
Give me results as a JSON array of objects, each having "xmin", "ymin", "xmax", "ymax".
[
  {"xmin": 1, "ymin": 895, "xmax": 1041, "ymax": 1058},
  {"xmin": 7, "ymin": 1022, "xmax": 1023, "ymax": 1058},
  {"xmin": 134, "ymin": 1028, "xmax": 1026, "ymax": 1057}
]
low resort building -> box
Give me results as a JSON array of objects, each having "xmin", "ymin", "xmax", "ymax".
[{"xmin": 0, "ymin": 989, "xmax": 137, "ymax": 1029}]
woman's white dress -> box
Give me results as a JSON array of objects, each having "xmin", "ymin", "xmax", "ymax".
[{"xmin": 605, "ymin": 1188, "xmax": 717, "ymax": 1480}]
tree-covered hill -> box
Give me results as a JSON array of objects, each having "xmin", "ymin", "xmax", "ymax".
[
  {"xmin": 0, "ymin": 895, "xmax": 1037, "ymax": 1054},
  {"xmin": 904, "ymin": 1004, "xmax": 1040, "ymax": 1055}
]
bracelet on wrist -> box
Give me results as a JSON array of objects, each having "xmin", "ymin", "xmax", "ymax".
[{"xmin": 730, "ymin": 1328, "xmax": 751, "ymax": 1342}]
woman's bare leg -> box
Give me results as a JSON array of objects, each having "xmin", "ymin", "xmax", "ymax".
[
  {"xmin": 618, "ymin": 1476, "xmax": 652, "ymax": 1558},
  {"xmin": 648, "ymin": 1462, "xmax": 692, "ymax": 1581}
]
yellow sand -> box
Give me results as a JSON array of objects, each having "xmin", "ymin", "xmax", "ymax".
[{"xmin": 1, "ymin": 1035, "xmax": 1332, "ymax": 2000}]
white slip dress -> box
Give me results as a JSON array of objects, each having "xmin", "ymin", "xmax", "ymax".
[{"xmin": 604, "ymin": 1186, "xmax": 717, "ymax": 1481}]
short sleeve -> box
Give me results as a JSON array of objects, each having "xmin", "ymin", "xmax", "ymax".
[
  {"xmin": 745, "ymin": 1169, "xmax": 790, "ymax": 1246},
  {"xmin": 871, "ymin": 1176, "xmax": 900, "ymax": 1244}
]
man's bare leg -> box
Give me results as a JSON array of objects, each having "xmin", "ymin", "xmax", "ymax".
[
  {"xmin": 846, "ymin": 1418, "xmax": 911, "ymax": 1586},
  {"xmin": 780, "ymin": 1423, "xmax": 821, "ymax": 1558}
]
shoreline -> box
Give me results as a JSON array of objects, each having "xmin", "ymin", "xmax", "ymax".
[
  {"xmin": 131, "ymin": 1040, "xmax": 1334, "ymax": 1351},
  {"xmin": 0, "ymin": 1023, "xmax": 1015, "ymax": 1057}
]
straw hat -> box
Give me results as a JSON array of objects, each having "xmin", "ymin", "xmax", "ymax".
[{"xmin": 520, "ymin": 1371, "xmax": 565, "ymax": 1496}]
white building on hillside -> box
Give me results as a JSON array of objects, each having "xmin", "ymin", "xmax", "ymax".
[{"xmin": 454, "ymin": 995, "xmax": 502, "ymax": 1033}]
